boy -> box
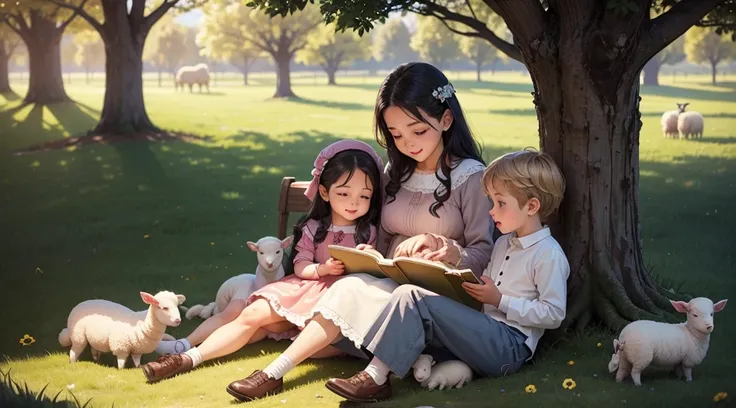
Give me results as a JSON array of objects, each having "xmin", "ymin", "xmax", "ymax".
[{"xmin": 325, "ymin": 148, "xmax": 570, "ymax": 402}]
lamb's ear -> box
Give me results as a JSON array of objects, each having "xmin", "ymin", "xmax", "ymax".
[
  {"xmin": 670, "ymin": 300, "xmax": 690, "ymax": 313},
  {"xmin": 613, "ymin": 339, "xmax": 620, "ymax": 351},
  {"xmin": 140, "ymin": 292, "xmax": 159, "ymax": 307},
  {"xmin": 714, "ymin": 299, "xmax": 728, "ymax": 312},
  {"xmin": 431, "ymin": 360, "xmax": 436, "ymax": 366},
  {"xmin": 247, "ymin": 241, "xmax": 259, "ymax": 252},
  {"xmin": 281, "ymin": 235, "xmax": 294, "ymax": 249},
  {"xmin": 176, "ymin": 294, "xmax": 186, "ymax": 305}
]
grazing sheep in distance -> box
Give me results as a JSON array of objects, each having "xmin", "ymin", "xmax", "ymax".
[
  {"xmin": 678, "ymin": 110, "xmax": 704, "ymax": 140},
  {"xmin": 661, "ymin": 102, "xmax": 688, "ymax": 139},
  {"xmin": 175, "ymin": 63, "xmax": 210, "ymax": 93}
]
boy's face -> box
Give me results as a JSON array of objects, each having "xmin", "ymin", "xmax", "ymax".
[
  {"xmin": 487, "ymin": 180, "xmax": 529, "ymax": 235},
  {"xmin": 319, "ymin": 168, "xmax": 373, "ymax": 225}
]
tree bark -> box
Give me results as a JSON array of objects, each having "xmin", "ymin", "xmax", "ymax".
[
  {"xmin": 326, "ymin": 68, "xmax": 337, "ymax": 85},
  {"xmin": 642, "ymin": 58, "xmax": 660, "ymax": 86},
  {"xmin": 273, "ymin": 49, "xmax": 295, "ymax": 98},
  {"xmin": 0, "ymin": 41, "xmax": 11, "ymax": 93},
  {"xmin": 23, "ymin": 12, "xmax": 69, "ymax": 104},
  {"xmin": 517, "ymin": 9, "xmax": 681, "ymax": 334}
]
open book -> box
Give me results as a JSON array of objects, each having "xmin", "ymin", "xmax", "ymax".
[{"xmin": 327, "ymin": 245, "xmax": 483, "ymax": 311}]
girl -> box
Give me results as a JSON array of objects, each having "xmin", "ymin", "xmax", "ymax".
[
  {"xmin": 221, "ymin": 62, "xmax": 495, "ymax": 402},
  {"xmin": 142, "ymin": 139, "xmax": 384, "ymax": 384}
]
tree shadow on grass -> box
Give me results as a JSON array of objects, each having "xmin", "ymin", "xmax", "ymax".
[{"xmin": 640, "ymin": 84, "xmax": 736, "ymax": 103}]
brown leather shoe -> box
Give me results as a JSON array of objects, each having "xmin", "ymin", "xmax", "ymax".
[
  {"xmin": 226, "ymin": 370, "xmax": 283, "ymax": 402},
  {"xmin": 141, "ymin": 353, "xmax": 193, "ymax": 383},
  {"xmin": 325, "ymin": 371, "xmax": 392, "ymax": 403}
]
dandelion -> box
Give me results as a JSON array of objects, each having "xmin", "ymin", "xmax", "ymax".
[
  {"xmin": 568, "ymin": 360, "xmax": 575, "ymax": 366},
  {"xmin": 19, "ymin": 334, "xmax": 35, "ymax": 346},
  {"xmin": 714, "ymin": 392, "xmax": 728, "ymax": 402},
  {"xmin": 525, "ymin": 384, "xmax": 537, "ymax": 393},
  {"xmin": 562, "ymin": 378, "xmax": 576, "ymax": 390},
  {"xmin": 144, "ymin": 234, "xmax": 150, "ymax": 239},
  {"xmin": 210, "ymin": 242, "xmax": 215, "ymax": 246},
  {"xmin": 596, "ymin": 342, "xmax": 602, "ymax": 348}
]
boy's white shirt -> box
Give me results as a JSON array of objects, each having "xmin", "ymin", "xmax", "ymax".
[{"xmin": 482, "ymin": 226, "xmax": 570, "ymax": 359}]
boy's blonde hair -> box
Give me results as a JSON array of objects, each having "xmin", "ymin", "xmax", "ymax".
[{"xmin": 481, "ymin": 147, "xmax": 566, "ymax": 220}]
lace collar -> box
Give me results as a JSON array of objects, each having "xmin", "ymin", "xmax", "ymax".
[{"xmin": 399, "ymin": 159, "xmax": 485, "ymax": 194}]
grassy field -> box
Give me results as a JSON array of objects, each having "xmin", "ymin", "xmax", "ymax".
[{"xmin": 1, "ymin": 71, "xmax": 735, "ymax": 408}]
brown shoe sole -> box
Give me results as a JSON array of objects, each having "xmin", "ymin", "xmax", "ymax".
[
  {"xmin": 324, "ymin": 381, "xmax": 391, "ymax": 403},
  {"xmin": 226, "ymin": 384, "xmax": 283, "ymax": 402}
]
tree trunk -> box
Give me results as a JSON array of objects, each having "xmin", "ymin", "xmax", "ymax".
[
  {"xmin": 242, "ymin": 70, "xmax": 249, "ymax": 85},
  {"xmin": 0, "ymin": 41, "xmax": 11, "ymax": 93},
  {"xmin": 273, "ymin": 50, "xmax": 295, "ymax": 98},
  {"xmin": 710, "ymin": 59, "xmax": 717, "ymax": 85},
  {"xmin": 94, "ymin": 29, "xmax": 156, "ymax": 135},
  {"xmin": 476, "ymin": 61, "xmax": 482, "ymax": 82},
  {"xmin": 527, "ymin": 25, "xmax": 678, "ymax": 334},
  {"xmin": 158, "ymin": 70, "xmax": 162, "ymax": 87},
  {"xmin": 642, "ymin": 58, "xmax": 660, "ymax": 86},
  {"xmin": 23, "ymin": 13, "xmax": 69, "ymax": 104},
  {"xmin": 326, "ymin": 68, "xmax": 337, "ymax": 85}
]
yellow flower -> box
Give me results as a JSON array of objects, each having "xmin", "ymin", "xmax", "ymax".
[
  {"xmin": 596, "ymin": 342, "xmax": 602, "ymax": 348},
  {"xmin": 143, "ymin": 234, "xmax": 150, "ymax": 239},
  {"xmin": 525, "ymin": 384, "xmax": 537, "ymax": 394},
  {"xmin": 562, "ymin": 378, "xmax": 576, "ymax": 390},
  {"xmin": 19, "ymin": 334, "xmax": 35, "ymax": 346},
  {"xmin": 568, "ymin": 360, "xmax": 575, "ymax": 366},
  {"xmin": 210, "ymin": 242, "xmax": 215, "ymax": 246},
  {"xmin": 714, "ymin": 392, "xmax": 728, "ymax": 402}
]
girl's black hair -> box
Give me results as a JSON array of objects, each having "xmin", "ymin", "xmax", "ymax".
[
  {"xmin": 285, "ymin": 149, "xmax": 382, "ymax": 275},
  {"xmin": 373, "ymin": 62, "xmax": 484, "ymax": 217}
]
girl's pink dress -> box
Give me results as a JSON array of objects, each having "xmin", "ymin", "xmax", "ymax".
[{"xmin": 248, "ymin": 219, "xmax": 376, "ymax": 329}]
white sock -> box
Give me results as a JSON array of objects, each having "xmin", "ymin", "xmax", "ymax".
[
  {"xmin": 364, "ymin": 357, "xmax": 390, "ymax": 385},
  {"xmin": 262, "ymin": 354, "xmax": 294, "ymax": 380},
  {"xmin": 185, "ymin": 347, "xmax": 202, "ymax": 367},
  {"xmin": 155, "ymin": 338, "xmax": 191, "ymax": 355}
]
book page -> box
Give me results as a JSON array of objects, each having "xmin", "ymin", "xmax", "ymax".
[
  {"xmin": 328, "ymin": 245, "xmax": 387, "ymax": 279},
  {"xmin": 393, "ymin": 258, "xmax": 482, "ymax": 310}
]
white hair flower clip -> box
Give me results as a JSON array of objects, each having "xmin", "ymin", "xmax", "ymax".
[{"xmin": 432, "ymin": 83, "xmax": 456, "ymax": 103}]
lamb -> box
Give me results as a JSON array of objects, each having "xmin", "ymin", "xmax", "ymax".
[
  {"xmin": 175, "ymin": 63, "xmax": 210, "ymax": 93},
  {"xmin": 677, "ymin": 110, "xmax": 704, "ymax": 140},
  {"xmin": 412, "ymin": 354, "xmax": 436, "ymax": 384},
  {"xmin": 412, "ymin": 354, "xmax": 473, "ymax": 390},
  {"xmin": 610, "ymin": 297, "xmax": 727, "ymax": 386},
  {"xmin": 58, "ymin": 291, "xmax": 185, "ymax": 369},
  {"xmin": 661, "ymin": 102, "xmax": 687, "ymax": 139},
  {"xmin": 184, "ymin": 235, "xmax": 293, "ymax": 320}
]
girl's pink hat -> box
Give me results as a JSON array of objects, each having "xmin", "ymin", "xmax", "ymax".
[{"xmin": 304, "ymin": 139, "xmax": 384, "ymax": 201}]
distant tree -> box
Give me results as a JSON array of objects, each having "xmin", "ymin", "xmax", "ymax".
[
  {"xmin": 410, "ymin": 16, "xmax": 459, "ymax": 70},
  {"xmin": 372, "ymin": 18, "xmax": 416, "ymax": 67},
  {"xmin": 296, "ymin": 23, "xmax": 371, "ymax": 85},
  {"xmin": 684, "ymin": 26, "xmax": 736, "ymax": 84}
]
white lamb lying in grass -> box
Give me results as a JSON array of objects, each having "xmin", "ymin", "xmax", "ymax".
[
  {"xmin": 59, "ymin": 291, "xmax": 185, "ymax": 369},
  {"xmin": 609, "ymin": 297, "xmax": 727, "ymax": 386},
  {"xmin": 412, "ymin": 354, "xmax": 473, "ymax": 390},
  {"xmin": 183, "ymin": 235, "xmax": 293, "ymax": 320}
]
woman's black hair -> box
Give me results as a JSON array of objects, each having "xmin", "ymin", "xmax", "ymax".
[
  {"xmin": 373, "ymin": 62, "xmax": 484, "ymax": 217},
  {"xmin": 284, "ymin": 149, "xmax": 382, "ymax": 275}
]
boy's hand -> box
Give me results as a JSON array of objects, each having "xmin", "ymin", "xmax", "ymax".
[
  {"xmin": 355, "ymin": 244, "xmax": 373, "ymax": 251},
  {"xmin": 320, "ymin": 258, "xmax": 345, "ymax": 276},
  {"xmin": 462, "ymin": 276, "xmax": 502, "ymax": 308}
]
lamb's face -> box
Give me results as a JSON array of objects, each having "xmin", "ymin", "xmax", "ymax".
[
  {"xmin": 673, "ymin": 297, "xmax": 728, "ymax": 335},
  {"xmin": 248, "ymin": 236, "xmax": 294, "ymax": 273},
  {"xmin": 141, "ymin": 291, "xmax": 183, "ymax": 327},
  {"xmin": 412, "ymin": 355, "xmax": 434, "ymax": 382}
]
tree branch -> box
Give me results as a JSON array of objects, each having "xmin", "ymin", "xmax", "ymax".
[
  {"xmin": 57, "ymin": 0, "xmax": 89, "ymax": 33},
  {"xmin": 144, "ymin": 0, "xmax": 181, "ymax": 32},
  {"xmin": 416, "ymin": 0, "xmax": 522, "ymax": 61},
  {"xmin": 43, "ymin": 0, "xmax": 103, "ymax": 33},
  {"xmin": 639, "ymin": 0, "xmax": 726, "ymax": 65},
  {"xmin": 486, "ymin": 0, "xmax": 547, "ymax": 56}
]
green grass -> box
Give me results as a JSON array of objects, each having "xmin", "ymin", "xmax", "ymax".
[{"xmin": 1, "ymin": 71, "xmax": 735, "ymax": 408}]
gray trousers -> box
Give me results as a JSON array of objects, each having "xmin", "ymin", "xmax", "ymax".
[{"xmin": 364, "ymin": 285, "xmax": 531, "ymax": 378}]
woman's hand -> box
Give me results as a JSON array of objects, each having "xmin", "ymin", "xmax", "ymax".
[
  {"xmin": 393, "ymin": 233, "xmax": 442, "ymax": 258},
  {"xmin": 355, "ymin": 244, "xmax": 373, "ymax": 251},
  {"xmin": 420, "ymin": 241, "xmax": 462, "ymax": 266}
]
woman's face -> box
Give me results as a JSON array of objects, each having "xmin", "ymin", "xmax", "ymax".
[{"xmin": 383, "ymin": 106, "xmax": 452, "ymax": 168}]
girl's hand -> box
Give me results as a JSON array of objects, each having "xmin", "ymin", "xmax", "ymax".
[
  {"xmin": 394, "ymin": 234, "xmax": 442, "ymax": 258},
  {"xmin": 355, "ymin": 244, "xmax": 373, "ymax": 251},
  {"xmin": 462, "ymin": 276, "xmax": 501, "ymax": 308},
  {"xmin": 321, "ymin": 258, "xmax": 345, "ymax": 276}
]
